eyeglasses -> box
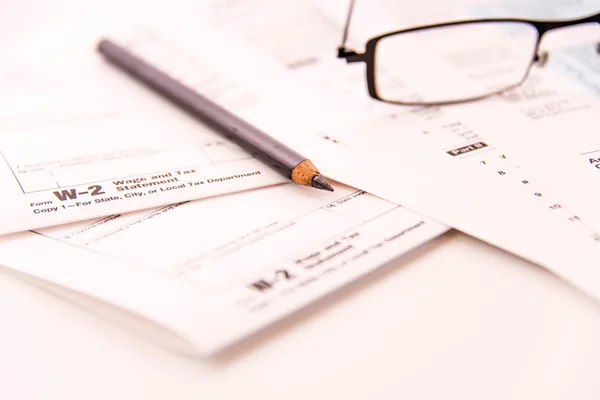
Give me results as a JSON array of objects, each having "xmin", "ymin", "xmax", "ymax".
[{"xmin": 337, "ymin": 0, "xmax": 600, "ymax": 106}]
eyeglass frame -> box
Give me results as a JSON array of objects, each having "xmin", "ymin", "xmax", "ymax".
[{"xmin": 337, "ymin": 0, "xmax": 600, "ymax": 106}]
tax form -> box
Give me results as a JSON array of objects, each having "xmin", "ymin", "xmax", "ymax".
[
  {"xmin": 463, "ymin": 42, "xmax": 600, "ymax": 232},
  {"xmin": 0, "ymin": 25, "xmax": 290, "ymax": 235},
  {"xmin": 0, "ymin": 113, "xmax": 286, "ymax": 235},
  {"xmin": 156, "ymin": 0, "xmax": 600, "ymax": 306},
  {"xmin": 0, "ymin": 181, "xmax": 448, "ymax": 355}
]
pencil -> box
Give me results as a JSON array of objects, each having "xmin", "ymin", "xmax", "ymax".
[{"xmin": 96, "ymin": 38, "xmax": 334, "ymax": 192}]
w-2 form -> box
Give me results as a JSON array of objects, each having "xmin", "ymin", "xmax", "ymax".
[
  {"xmin": 0, "ymin": 33, "xmax": 289, "ymax": 235},
  {"xmin": 0, "ymin": 181, "xmax": 447, "ymax": 355}
]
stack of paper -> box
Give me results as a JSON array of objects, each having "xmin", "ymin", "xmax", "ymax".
[
  {"xmin": 0, "ymin": 5, "xmax": 450, "ymax": 356},
  {"xmin": 1, "ymin": 0, "xmax": 599, "ymax": 356}
]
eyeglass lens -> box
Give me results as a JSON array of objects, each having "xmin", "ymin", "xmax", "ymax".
[{"xmin": 374, "ymin": 21, "xmax": 540, "ymax": 104}]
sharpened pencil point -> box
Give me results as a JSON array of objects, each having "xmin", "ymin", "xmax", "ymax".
[{"xmin": 312, "ymin": 175, "xmax": 334, "ymax": 192}]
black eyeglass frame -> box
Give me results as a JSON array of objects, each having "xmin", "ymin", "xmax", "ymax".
[{"xmin": 337, "ymin": 1, "xmax": 600, "ymax": 106}]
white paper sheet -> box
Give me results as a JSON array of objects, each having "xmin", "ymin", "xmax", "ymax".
[
  {"xmin": 462, "ymin": 43, "xmax": 600, "ymax": 232},
  {"xmin": 0, "ymin": 111, "xmax": 287, "ymax": 235},
  {"xmin": 0, "ymin": 23, "xmax": 299, "ymax": 235},
  {"xmin": 0, "ymin": 181, "xmax": 447, "ymax": 355}
]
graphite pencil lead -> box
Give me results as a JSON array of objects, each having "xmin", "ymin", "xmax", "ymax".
[{"xmin": 312, "ymin": 174, "xmax": 334, "ymax": 192}]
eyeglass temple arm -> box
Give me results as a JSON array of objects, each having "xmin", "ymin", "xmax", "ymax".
[
  {"xmin": 535, "ymin": 13, "xmax": 600, "ymax": 56},
  {"xmin": 337, "ymin": 0, "xmax": 365, "ymax": 62},
  {"xmin": 591, "ymin": 12, "xmax": 599, "ymax": 54}
]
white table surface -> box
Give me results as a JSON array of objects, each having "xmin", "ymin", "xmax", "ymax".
[
  {"xmin": 3, "ymin": 1, "xmax": 600, "ymax": 399},
  {"xmin": 2, "ymin": 230, "xmax": 600, "ymax": 400}
]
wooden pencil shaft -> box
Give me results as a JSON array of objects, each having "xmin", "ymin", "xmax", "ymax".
[{"xmin": 97, "ymin": 39, "xmax": 306, "ymax": 178}]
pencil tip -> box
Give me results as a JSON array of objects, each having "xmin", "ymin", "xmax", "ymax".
[{"xmin": 312, "ymin": 174, "xmax": 334, "ymax": 192}]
